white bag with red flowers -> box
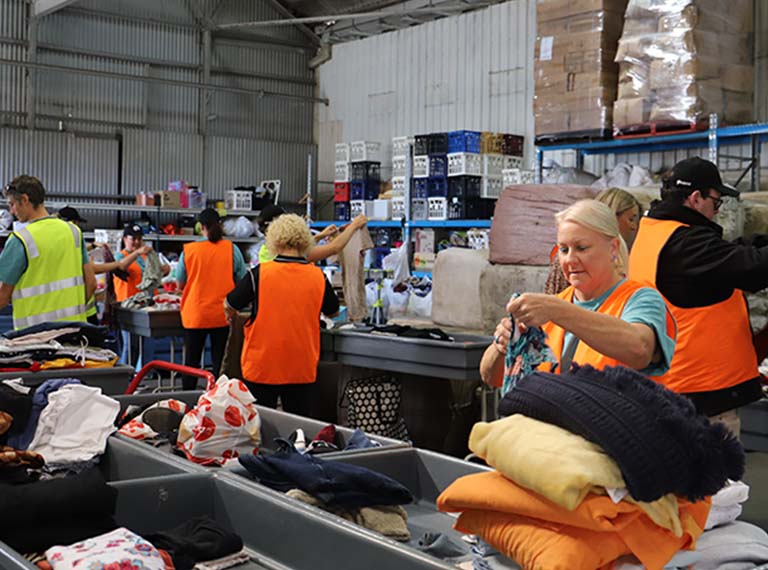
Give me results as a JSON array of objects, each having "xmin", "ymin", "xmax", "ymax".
[{"xmin": 177, "ymin": 375, "xmax": 261, "ymax": 465}]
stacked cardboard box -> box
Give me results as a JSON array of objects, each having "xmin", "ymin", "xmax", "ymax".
[
  {"xmin": 614, "ymin": 0, "xmax": 753, "ymax": 130},
  {"xmin": 535, "ymin": 0, "xmax": 629, "ymax": 138}
]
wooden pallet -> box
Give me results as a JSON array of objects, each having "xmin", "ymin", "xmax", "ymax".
[
  {"xmin": 535, "ymin": 128, "xmax": 612, "ymax": 146},
  {"xmin": 614, "ymin": 119, "xmax": 708, "ymax": 139}
]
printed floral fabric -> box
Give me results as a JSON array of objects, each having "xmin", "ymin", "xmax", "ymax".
[
  {"xmin": 118, "ymin": 399, "xmax": 189, "ymax": 440},
  {"xmin": 45, "ymin": 528, "xmax": 165, "ymax": 570}
]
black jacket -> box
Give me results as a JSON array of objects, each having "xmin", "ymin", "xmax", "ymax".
[{"xmin": 647, "ymin": 201, "xmax": 766, "ymax": 415}]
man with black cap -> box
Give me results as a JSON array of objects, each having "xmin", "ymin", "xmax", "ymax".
[
  {"xmin": 57, "ymin": 206, "xmax": 87, "ymax": 227},
  {"xmin": 629, "ymin": 157, "xmax": 768, "ymax": 434},
  {"xmin": 0, "ymin": 175, "xmax": 96, "ymax": 330}
]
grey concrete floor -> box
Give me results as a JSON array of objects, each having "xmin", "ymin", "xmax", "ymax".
[{"xmin": 742, "ymin": 451, "xmax": 768, "ymax": 530}]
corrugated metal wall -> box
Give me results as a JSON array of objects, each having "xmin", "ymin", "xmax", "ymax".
[
  {"xmin": 0, "ymin": 0, "xmax": 316, "ymax": 202},
  {"xmin": 316, "ymin": 0, "xmax": 536, "ymax": 182}
]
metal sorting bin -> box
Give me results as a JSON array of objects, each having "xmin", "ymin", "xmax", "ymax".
[
  {"xmin": 224, "ymin": 448, "xmax": 521, "ymax": 568},
  {"xmin": 741, "ymin": 398, "xmax": 768, "ymax": 452},
  {"xmin": 111, "ymin": 472, "xmax": 460, "ymax": 570},
  {"xmin": 330, "ymin": 328, "xmax": 492, "ymax": 380},
  {"xmin": 112, "ymin": 391, "xmax": 409, "ymax": 461},
  {"xmin": 0, "ymin": 365, "xmax": 134, "ymax": 396}
]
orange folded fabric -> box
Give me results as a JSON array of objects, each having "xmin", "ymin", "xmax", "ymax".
[
  {"xmin": 455, "ymin": 509, "xmax": 628, "ymax": 570},
  {"xmin": 437, "ymin": 471, "xmax": 710, "ymax": 570}
]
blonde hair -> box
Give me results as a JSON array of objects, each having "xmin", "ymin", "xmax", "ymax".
[
  {"xmin": 596, "ymin": 187, "xmax": 641, "ymax": 217},
  {"xmin": 555, "ymin": 199, "xmax": 629, "ymax": 275},
  {"xmin": 265, "ymin": 213, "xmax": 313, "ymax": 257}
]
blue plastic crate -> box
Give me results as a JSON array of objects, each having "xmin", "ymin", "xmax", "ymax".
[
  {"xmin": 448, "ymin": 130, "xmax": 481, "ymax": 153},
  {"xmin": 428, "ymin": 176, "xmax": 448, "ymax": 197},
  {"xmin": 350, "ymin": 180, "xmax": 380, "ymax": 200},
  {"xmin": 334, "ymin": 201, "xmax": 350, "ymax": 221},
  {"xmin": 412, "ymin": 178, "xmax": 429, "ymax": 199},
  {"xmin": 448, "ymin": 196, "xmax": 494, "ymax": 220},
  {"xmin": 428, "ymin": 154, "xmax": 448, "ymax": 178}
]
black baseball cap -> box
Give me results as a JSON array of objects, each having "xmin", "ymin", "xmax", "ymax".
[
  {"xmin": 259, "ymin": 204, "xmax": 285, "ymax": 227},
  {"xmin": 123, "ymin": 224, "xmax": 144, "ymax": 238},
  {"xmin": 58, "ymin": 206, "xmax": 87, "ymax": 223},
  {"xmin": 669, "ymin": 157, "xmax": 739, "ymax": 198}
]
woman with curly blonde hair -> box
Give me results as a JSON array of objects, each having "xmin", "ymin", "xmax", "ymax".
[{"xmin": 225, "ymin": 214, "xmax": 339, "ymax": 415}]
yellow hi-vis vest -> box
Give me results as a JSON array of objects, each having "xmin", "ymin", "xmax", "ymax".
[{"xmin": 11, "ymin": 218, "xmax": 88, "ymax": 330}]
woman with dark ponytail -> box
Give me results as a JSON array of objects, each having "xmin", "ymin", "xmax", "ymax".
[{"xmin": 175, "ymin": 208, "xmax": 247, "ymax": 387}]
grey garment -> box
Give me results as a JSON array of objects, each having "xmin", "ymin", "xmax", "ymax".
[
  {"xmin": 415, "ymin": 532, "xmax": 471, "ymax": 561},
  {"xmin": 121, "ymin": 250, "xmax": 164, "ymax": 308},
  {"xmin": 693, "ymin": 521, "xmax": 768, "ymax": 570},
  {"xmin": 615, "ymin": 550, "xmax": 701, "ymax": 570}
]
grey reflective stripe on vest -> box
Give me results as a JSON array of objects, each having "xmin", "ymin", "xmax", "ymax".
[
  {"xmin": 12, "ymin": 275, "xmax": 85, "ymax": 300},
  {"xmin": 68, "ymin": 222, "xmax": 80, "ymax": 247},
  {"xmin": 14, "ymin": 227, "xmax": 39, "ymax": 259},
  {"xmin": 13, "ymin": 303, "xmax": 88, "ymax": 329}
]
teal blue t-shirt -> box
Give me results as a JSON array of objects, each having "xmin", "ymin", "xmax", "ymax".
[
  {"xmin": 0, "ymin": 220, "xmax": 89, "ymax": 285},
  {"xmin": 562, "ymin": 279, "xmax": 675, "ymax": 377},
  {"xmin": 174, "ymin": 240, "xmax": 247, "ymax": 285}
]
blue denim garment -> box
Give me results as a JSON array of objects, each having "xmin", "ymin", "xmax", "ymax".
[
  {"xmin": 238, "ymin": 439, "xmax": 413, "ymax": 508},
  {"xmin": 8, "ymin": 378, "xmax": 81, "ymax": 450},
  {"xmin": 344, "ymin": 428, "xmax": 382, "ymax": 451}
]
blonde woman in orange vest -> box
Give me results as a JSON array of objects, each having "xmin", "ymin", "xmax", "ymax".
[
  {"xmin": 481, "ymin": 200, "xmax": 676, "ymax": 389},
  {"xmin": 630, "ymin": 157, "xmax": 767, "ymax": 435},
  {"xmin": 175, "ymin": 208, "xmax": 247, "ymax": 389},
  {"xmin": 113, "ymin": 224, "xmax": 170, "ymax": 368},
  {"xmin": 224, "ymin": 213, "xmax": 339, "ymax": 416}
]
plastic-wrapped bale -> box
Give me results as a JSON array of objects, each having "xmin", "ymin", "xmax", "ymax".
[
  {"xmin": 489, "ymin": 185, "xmax": 597, "ymax": 265},
  {"xmin": 534, "ymin": 0, "xmax": 629, "ymax": 139},
  {"xmin": 431, "ymin": 248, "xmax": 489, "ymax": 331},
  {"xmin": 479, "ymin": 264, "xmax": 550, "ymax": 335},
  {"xmin": 614, "ymin": 0, "xmax": 754, "ymax": 132}
]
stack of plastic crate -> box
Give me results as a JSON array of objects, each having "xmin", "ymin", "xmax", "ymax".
[
  {"xmin": 333, "ymin": 143, "xmax": 351, "ymax": 221},
  {"xmin": 500, "ymin": 133, "xmax": 525, "ymax": 194},
  {"xmin": 411, "ymin": 134, "xmax": 430, "ymax": 220},
  {"xmin": 391, "ymin": 136, "xmax": 410, "ymax": 220},
  {"xmin": 425, "ymin": 133, "xmax": 449, "ymax": 221},
  {"xmin": 349, "ymin": 141, "xmax": 381, "ymax": 219},
  {"xmin": 446, "ymin": 130, "xmax": 485, "ymax": 219}
]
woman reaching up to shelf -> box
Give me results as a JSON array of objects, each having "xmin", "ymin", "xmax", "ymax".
[
  {"xmin": 175, "ymin": 208, "xmax": 248, "ymax": 388},
  {"xmin": 225, "ymin": 213, "xmax": 339, "ymax": 416},
  {"xmin": 480, "ymin": 199, "xmax": 676, "ymax": 394},
  {"xmin": 257, "ymin": 204, "xmax": 369, "ymax": 264}
]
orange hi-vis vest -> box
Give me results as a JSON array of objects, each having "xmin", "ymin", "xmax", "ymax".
[
  {"xmin": 540, "ymin": 280, "xmax": 671, "ymax": 373},
  {"xmin": 180, "ymin": 239, "xmax": 235, "ymax": 329},
  {"xmin": 241, "ymin": 260, "xmax": 326, "ymax": 385},
  {"xmin": 112, "ymin": 250, "xmax": 144, "ymax": 302},
  {"xmin": 629, "ymin": 217, "xmax": 758, "ymax": 393}
]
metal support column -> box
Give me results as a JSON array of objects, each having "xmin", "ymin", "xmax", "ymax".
[
  {"xmin": 25, "ymin": 14, "xmax": 37, "ymax": 130},
  {"xmin": 534, "ymin": 148, "xmax": 543, "ymax": 184},
  {"xmin": 306, "ymin": 152, "xmax": 313, "ymax": 222},
  {"xmin": 752, "ymin": 134, "xmax": 761, "ymax": 193},
  {"xmin": 200, "ymin": 29, "xmax": 211, "ymax": 194}
]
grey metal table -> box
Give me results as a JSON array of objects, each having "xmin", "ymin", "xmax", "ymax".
[{"xmin": 115, "ymin": 308, "xmax": 186, "ymax": 388}]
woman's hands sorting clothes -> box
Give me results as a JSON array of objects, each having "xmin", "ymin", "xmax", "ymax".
[
  {"xmin": 506, "ymin": 293, "xmax": 563, "ymax": 330},
  {"xmin": 492, "ymin": 317, "xmax": 513, "ymax": 355}
]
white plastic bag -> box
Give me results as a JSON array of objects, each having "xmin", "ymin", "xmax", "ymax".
[
  {"xmin": 223, "ymin": 216, "xmax": 255, "ymax": 239},
  {"xmin": 407, "ymin": 290, "xmax": 432, "ymax": 318},
  {"xmin": 118, "ymin": 399, "xmax": 189, "ymax": 440},
  {"xmin": 177, "ymin": 375, "xmax": 261, "ymax": 465},
  {"xmin": 386, "ymin": 285, "xmax": 410, "ymax": 318},
  {"xmin": 382, "ymin": 244, "xmax": 410, "ymax": 285}
]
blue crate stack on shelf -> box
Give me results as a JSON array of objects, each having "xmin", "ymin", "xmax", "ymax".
[{"xmin": 348, "ymin": 141, "xmax": 381, "ymax": 219}]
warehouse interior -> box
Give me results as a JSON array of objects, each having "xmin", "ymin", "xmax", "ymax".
[{"xmin": 0, "ymin": 0, "xmax": 767, "ymax": 568}]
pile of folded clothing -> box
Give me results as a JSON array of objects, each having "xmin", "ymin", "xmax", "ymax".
[
  {"xmin": 239, "ymin": 441, "xmax": 413, "ymax": 541},
  {"xmin": 0, "ymin": 322, "xmax": 118, "ymax": 372},
  {"xmin": 438, "ymin": 364, "xmax": 745, "ymax": 570}
]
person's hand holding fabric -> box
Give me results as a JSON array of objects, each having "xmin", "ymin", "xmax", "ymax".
[{"xmin": 507, "ymin": 293, "xmax": 567, "ymax": 330}]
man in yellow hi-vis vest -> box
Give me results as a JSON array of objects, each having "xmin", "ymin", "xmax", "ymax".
[{"xmin": 0, "ymin": 176, "xmax": 96, "ymax": 330}]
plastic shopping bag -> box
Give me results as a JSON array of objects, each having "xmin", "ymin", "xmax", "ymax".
[{"xmin": 177, "ymin": 375, "xmax": 261, "ymax": 465}]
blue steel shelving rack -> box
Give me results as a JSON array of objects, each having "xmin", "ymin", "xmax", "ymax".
[{"xmin": 535, "ymin": 116, "xmax": 768, "ymax": 192}]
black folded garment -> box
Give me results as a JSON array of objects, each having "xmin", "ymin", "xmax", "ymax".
[
  {"xmin": 0, "ymin": 467, "xmax": 117, "ymax": 530},
  {"xmin": 3, "ymin": 321, "xmax": 110, "ymax": 347},
  {"xmin": 498, "ymin": 364, "xmax": 745, "ymax": 502},
  {"xmin": 144, "ymin": 516, "xmax": 244, "ymax": 570},
  {"xmin": 0, "ymin": 384, "xmax": 34, "ymax": 446}
]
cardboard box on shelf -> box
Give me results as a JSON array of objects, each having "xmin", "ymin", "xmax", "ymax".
[
  {"xmin": 613, "ymin": 97, "xmax": 651, "ymax": 126},
  {"xmin": 156, "ymin": 191, "xmax": 182, "ymax": 208},
  {"xmin": 135, "ymin": 192, "xmax": 155, "ymax": 206},
  {"xmin": 537, "ymin": 0, "xmax": 628, "ymax": 23}
]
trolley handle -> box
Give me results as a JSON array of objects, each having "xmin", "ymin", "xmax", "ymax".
[{"xmin": 124, "ymin": 360, "xmax": 217, "ymax": 394}]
